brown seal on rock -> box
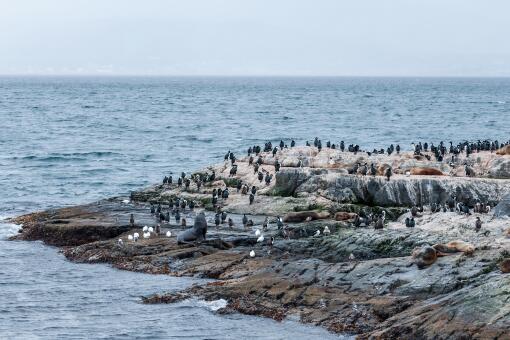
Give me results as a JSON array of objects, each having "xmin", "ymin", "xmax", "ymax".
[
  {"xmin": 433, "ymin": 240, "xmax": 475, "ymax": 255},
  {"xmin": 412, "ymin": 240, "xmax": 475, "ymax": 268},
  {"xmin": 334, "ymin": 212, "xmax": 357, "ymax": 221},
  {"xmin": 412, "ymin": 245, "xmax": 437, "ymax": 269},
  {"xmin": 283, "ymin": 210, "xmax": 330, "ymax": 223},
  {"xmin": 496, "ymin": 145, "xmax": 510, "ymax": 155},
  {"xmin": 410, "ymin": 167, "xmax": 444, "ymax": 176},
  {"xmin": 500, "ymin": 259, "xmax": 510, "ymax": 273}
]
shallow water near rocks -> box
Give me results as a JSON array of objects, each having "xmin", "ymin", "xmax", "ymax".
[{"xmin": 0, "ymin": 76, "xmax": 509, "ymax": 339}]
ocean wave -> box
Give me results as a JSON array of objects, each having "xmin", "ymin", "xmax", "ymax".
[
  {"xmin": 12, "ymin": 151, "xmax": 122, "ymax": 162},
  {"xmin": 187, "ymin": 298, "xmax": 228, "ymax": 312}
]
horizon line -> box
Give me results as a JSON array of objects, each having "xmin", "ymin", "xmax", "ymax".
[{"xmin": 1, "ymin": 74, "xmax": 510, "ymax": 79}]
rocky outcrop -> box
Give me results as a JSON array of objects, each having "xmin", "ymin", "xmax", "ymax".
[
  {"xmin": 9, "ymin": 145, "xmax": 510, "ymax": 339},
  {"xmin": 494, "ymin": 192, "xmax": 510, "ymax": 217},
  {"xmin": 276, "ymin": 168, "xmax": 510, "ymax": 207}
]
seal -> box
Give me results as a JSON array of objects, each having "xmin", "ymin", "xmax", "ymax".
[
  {"xmin": 410, "ymin": 167, "xmax": 444, "ymax": 176},
  {"xmin": 412, "ymin": 245, "xmax": 437, "ymax": 269},
  {"xmin": 283, "ymin": 210, "xmax": 330, "ymax": 223},
  {"xmin": 177, "ymin": 212, "xmax": 208, "ymax": 244},
  {"xmin": 500, "ymin": 259, "xmax": 510, "ymax": 273}
]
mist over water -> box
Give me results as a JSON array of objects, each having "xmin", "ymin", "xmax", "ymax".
[{"xmin": 0, "ymin": 76, "xmax": 508, "ymax": 339}]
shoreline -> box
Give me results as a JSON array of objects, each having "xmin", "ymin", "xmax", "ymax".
[{"xmin": 9, "ymin": 145, "xmax": 510, "ymax": 338}]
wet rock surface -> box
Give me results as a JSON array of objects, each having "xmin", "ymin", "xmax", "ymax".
[{"xmin": 10, "ymin": 147, "xmax": 510, "ymax": 339}]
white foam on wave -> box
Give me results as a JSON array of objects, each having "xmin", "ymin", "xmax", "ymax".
[
  {"xmin": 190, "ymin": 298, "xmax": 228, "ymax": 312},
  {"xmin": 0, "ymin": 220, "xmax": 21, "ymax": 238}
]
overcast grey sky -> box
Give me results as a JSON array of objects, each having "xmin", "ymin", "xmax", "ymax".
[{"xmin": 1, "ymin": 0, "xmax": 509, "ymax": 76}]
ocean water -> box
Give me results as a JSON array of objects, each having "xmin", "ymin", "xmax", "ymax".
[{"xmin": 0, "ymin": 76, "xmax": 509, "ymax": 339}]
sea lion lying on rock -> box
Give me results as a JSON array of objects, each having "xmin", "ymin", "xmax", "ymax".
[
  {"xmin": 433, "ymin": 240, "xmax": 475, "ymax": 255},
  {"xmin": 412, "ymin": 240, "xmax": 475, "ymax": 268},
  {"xmin": 500, "ymin": 259, "xmax": 510, "ymax": 273},
  {"xmin": 283, "ymin": 210, "xmax": 330, "ymax": 223},
  {"xmin": 496, "ymin": 145, "xmax": 510, "ymax": 155},
  {"xmin": 410, "ymin": 167, "xmax": 444, "ymax": 176},
  {"xmin": 412, "ymin": 245, "xmax": 437, "ymax": 269},
  {"xmin": 334, "ymin": 211, "xmax": 357, "ymax": 221},
  {"xmin": 177, "ymin": 212, "xmax": 207, "ymax": 244}
]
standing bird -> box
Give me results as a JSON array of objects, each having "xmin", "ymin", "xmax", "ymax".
[
  {"xmin": 385, "ymin": 167, "xmax": 392, "ymax": 181},
  {"xmin": 276, "ymin": 216, "xmax": 284, "ymax": 229},
  {"xmin": 262, "ymin": 217, "xmax": 269, "ymax": 231},
  {"xmin": 242, "ymin": 214, "xmax": 248, "ymax": 229},
  {"xmin": 370, "ymin": 163, "xmax": 377, "ymax": 176},
  {"xmin": 228, "ymin": 218, "xmax": 234, "ymax": 228},
  {"xmin": 249, "ymin": 193, "xmax": 255, "ymax": 205},
  {"xmin": 130, "ymin": 214, "xmax": 135, "ymax": 227},
  {"xmin": 475, "ymin": 217, "xmax": 482, "ymax": 232},
  {"xmin": 214, "ymin": 213, "xmax": 220, "ymax": 228}
]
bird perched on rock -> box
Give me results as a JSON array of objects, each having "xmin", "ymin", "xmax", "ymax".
[
  {"xmin": 130, "ymin": 214, "xmax": 135, "ymax": 227},
  {"xmin": 228, "ymin": 218, "xmax": 234, "ymax": 228},
  {"xmin": 276, "ymin": 216, "xmax": 284, "ymax": 229},
  {"xmin": 465, "ymin": 165, "xmax": 475, "ymax": 177},
  {"xmin": 257, "ymin": 234, "xmax": 264, "ymax": 243},
  {"xmin": 128, "ymin": 235, "xmax": 133, "ymax": 241},
  {"xmin": 249, "ymin": 193, "xmax": 255, "ymax": 205},
  {"xmin": 249, "ymin": 250, "xmax": 255, "ymax": 258},
  {"xmin": 348, "ymin": 253, "xmax": 356, "ymax": 261},
  {"xmin": 323, "ymin": 226, "xmax": 331, "ymax": 236},
  {"xmin": 166, "ymin": 231, "xmax": 172, "ymax": 237},
  {"xmin": 118, "ymin": 238, "xmax": 123, "ymax": 246},
  {"xmin": 385, "ymin": 167, "xmax": 392, "ymax": 181},
  {"xmin": 255, "ymin": 229, "xmax": 261, "ymax": 237},
  {"xmin": 181, "ymin": 218, "xmax": 187, "ymax": 227},
  {"xmin": 475, "ymin": 217, "xmax": 482, "ymax": 232},
  {"xmin": 242, "ymin": 214, "xmax": 248, "ymax": 228},
  {"xmin": 215, "ymin": 213, "xmax": 220, "ymax": 228},
  {"xmin": 314, "ymin": 230, "xmax": 321, "ymax": 237},
  {"xmin": 262, "ymin": 217, "xmax": 269, "ymax": 231},
  {"xmin": 133, "ymin": 233, "xmax": 139, "ymax": 242}
]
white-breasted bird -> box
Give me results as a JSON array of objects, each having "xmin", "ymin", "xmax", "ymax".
[
  {"xmin": 257, "ymin": 235, "xmax": 264, "ymax": 243},
  {"xmin": 143, "ymin": 226, "xmax": 148, "ymax": 232},
  {"xmin": 122, "ymin": 199, "xmax": 130, "ymax": 204},
  {"xmin": 166, "ymin": 230, "xmax": 172, "ymax": 237},
  {"xmin": 323, "ymin": 226, "xmax": 331, "ymax": 236},
  {"xmin": 314, "ymin": 230, "xmax": 321, "ymax": 237},
  {"xmin": 128, "ymin": 235, "xmax": 133, "ymax": 241},
  {"xmin": 255, "ymin": 229, "xmax": 261, "ymax": 237},
  {"xmin": 249, "ymin": 250, "xmax": 255, "ymax": 258},
  {"xmin": 133, "ymin": 232, "xmax": 139, "ymax": 242},
  {"xmin": 118, "ymin": 238, "xmax": 123, "ymax": 246},
  {"xmin": 143, "ymin": 232, "xmax": 150, "ymax": 239},
  {"xmin": 148, "ymin": 226, "xmax": 154, "ymax": 233}
]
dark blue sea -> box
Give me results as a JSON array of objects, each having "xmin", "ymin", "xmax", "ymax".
[{"xmin": 0, "ymin": 76, "xmax": 509, "ymax": 339}]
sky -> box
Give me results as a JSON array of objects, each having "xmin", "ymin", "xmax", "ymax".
[{"xmin": 1, "ymin": 0, "xmax": 509, "ymax": 76}]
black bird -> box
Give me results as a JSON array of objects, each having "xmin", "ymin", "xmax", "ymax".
[
  {"xmin": 385, "ymin": 167, "xmax": 392, "ymax": 181},
  {"xmin": 475, "ymin": 217, "xmax": 482, "ymax": 232},
  {"xmin": 249, "ymin": 193, "xmax": 255, "ymax": 205}
]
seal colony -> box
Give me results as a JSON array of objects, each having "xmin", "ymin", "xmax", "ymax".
[{"xmin": 9, "ymin": 137, "xmax": 510, "ymax": 339}]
